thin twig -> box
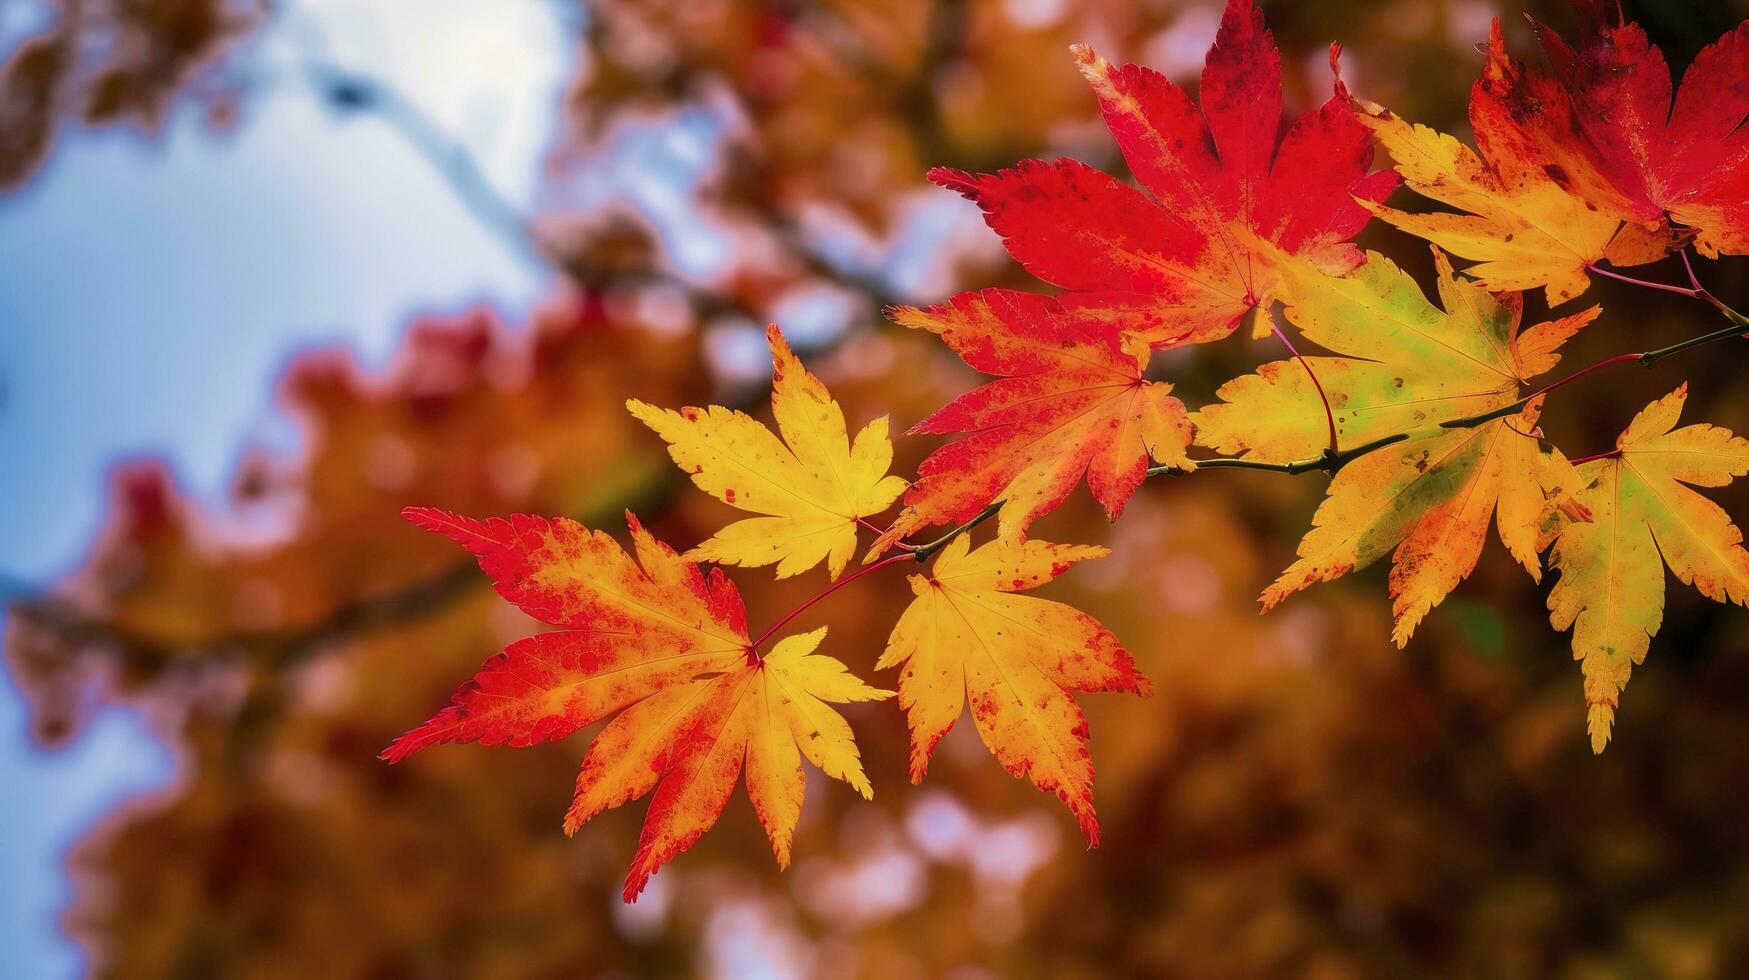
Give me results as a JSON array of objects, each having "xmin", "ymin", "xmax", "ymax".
[
  {"xmin": 1592, "ymin": 251, "xmax": 1749, "ymax": 326},
  {"xmin": 906, "ymin": 501, "xmax": 1004, "ymax": 561},
  {"xmin": 1638, "ymin": 320, "xmax": 1749, "ymax": 364}
]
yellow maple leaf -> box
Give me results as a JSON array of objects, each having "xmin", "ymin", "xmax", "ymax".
[
  {"xmin": 1547, "ymin": 384, "xmax": 1749, "ymax": 753},
  {"xmin": 628, "ymin": 324, "xmax": 906, "ymax": 580},
  {"xmin": 877, "ymin": 535, "xmax": 1150, "ymax": 843}
]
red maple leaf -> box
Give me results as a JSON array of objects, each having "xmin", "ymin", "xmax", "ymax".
[
  {"xmin": 1530, "ymin": 1, "xmax": 1749, "ymax": 256},
  {"xmin": 931, "ymin": 0, "xmax": 1397, "ymax": 351}
]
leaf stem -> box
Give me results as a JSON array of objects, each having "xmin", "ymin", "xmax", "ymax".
[
  {"xmin": 1679, "ymin": 249, "xmax": 1744, "ymax": 320},
  {"xmin": 858, "ymin": 516, "xmax": 918, "ymax": 550},
  {"xmin": 747, "ymin": 554, "xmax": 916, "ymax": 656},
  {"xmin": 1566, "ymin": 448, "xmax": 1623, "ymax": 466},
  {"xmin": 1591, "ymin": 251, "xmax": 1749, "ymax": 328},
  {"xmin": 1680, "ymin": 249, "xmax": 1707, "ymax": 293},
  {"xmin": 1435, "ymin": 316, "xmax": 1749, "ymax": 433},
  {"xmin": 1438, "ymin": 352, "xmax": 1646, "ymax": 431},
  {"xmin": 1586, "ymin": 261, "xmax": 1701, "ymax": 299},
  {"xmin": 1149, "ymin": 452, "xmax": 1346, "ymax": 478},
  {"xmin": 1267, "ymin": 316, "xmax": 1339, "ymax": 455},
  {"xmin": 746, "ymin": 501, "xmax": 1008, "ymax": 658}
]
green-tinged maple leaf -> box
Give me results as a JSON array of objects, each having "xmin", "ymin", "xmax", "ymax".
[
  {"xmin": 1197, "ymin": 247, "xmax": 1599, "ymax": 643},
  {"xmin": 1195, "ymin": 248, "xmax": 1598, "ymax": 464}
]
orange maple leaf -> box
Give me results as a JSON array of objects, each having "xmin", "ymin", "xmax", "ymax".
[
  {"xmin": 873, "ymin": 288, "xmax": 1193, "ymax": 554},
  {"xmin": 1352, "ymin": 19, "xmax": 1683, "ymax": 304},
  {"xmin": 383, "ymin": 508, "xmax": 890, "ymax": 901}
]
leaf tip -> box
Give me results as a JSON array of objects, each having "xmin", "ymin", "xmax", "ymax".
[
  {"xmin": 1068, "ymin": 41, "xmax": 1101, "ymax": 79},
  {"xmin": 1075, "ymin": 806, "xmax": 1101, "ymax": 849},
  {"xmin": 400, "ymin": 505, "xmax": 452, "ymax": 531},
  {"xmin": 764, "ymin": 322, "xmax": 794, "ymax": 368},
  {"xmin": 1257, "ymin": 585, "xmax": 1287, "ymax": 613},
  {"xmin": 926, "ymin": 165, "xmax": 979, "ymax": 196},
  {"xmin": 1588, "ymin": 701, "xmax": 1616, "ymax": 754}
]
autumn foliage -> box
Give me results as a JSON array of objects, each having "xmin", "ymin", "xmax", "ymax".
[
  {"xmin": 12, "ymin": 0, "xmax": 1749, "ymax": 973},
  {"xmin": 374, "ymin": 0, "xmax": 1749, "ymax": 901}
]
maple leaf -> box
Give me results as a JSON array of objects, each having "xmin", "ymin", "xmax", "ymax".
[
  {"xmin": 1350, "ymin": 20, "xmax": 1678, "ymax": 305},
  {"xmin": 1261, "ymin": 400, "xmax": 1589, "ymax": 646},
  {"xmin": 1547, "ymin": 385, "xmax": 1749, "ymax": 753},
  {"xmin": 877, "ymin": 534, "xmax": 1150, "ymax": 843},
  {"xmin": 1529, "ymin": 3, "xmax": 1749, "ymax": 257},
  {"xmin": 1200, "ymin": 248, "xmax": 1597, "ymax": 642},
  {"xmin": 383, "ymin": 508, "xmax": 891, "ymax": 901},
  {"xmin": 873, "ymin": 288, "xmax": 1193, "ymax": 553},
  {"xmin": 1196, "ymin": 247, "xmax": 1601, "ymax": 464},
  {"xmin": 628, "ymin": 324, "xmax": 906, "ymax": 580},
  {"xmin": 933, "ymin": 0, "xmax": 1395, "ymax": 352}
]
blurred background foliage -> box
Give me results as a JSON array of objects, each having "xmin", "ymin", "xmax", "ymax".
[{"xmin": 6, "ymin": 0, "xmax": 1749, "ymax": 977}]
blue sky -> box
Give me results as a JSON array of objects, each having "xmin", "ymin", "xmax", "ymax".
[{"xmin": 0, "ymin": 2, "xmax": 569, "ymax": 974}]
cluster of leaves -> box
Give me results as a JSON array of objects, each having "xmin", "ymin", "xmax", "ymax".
[{"xmin": 387, "ymin": 0, "xmax": 1749, "ymax": 901}]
